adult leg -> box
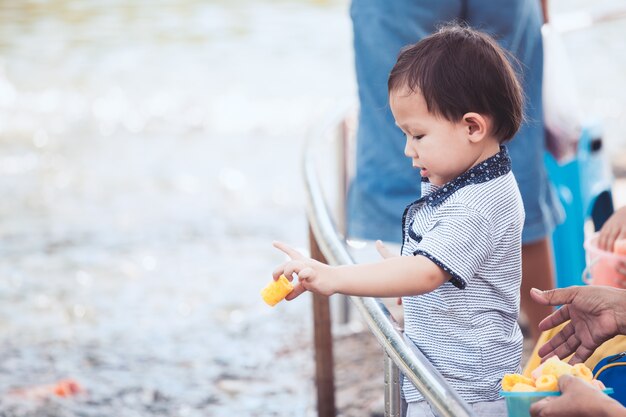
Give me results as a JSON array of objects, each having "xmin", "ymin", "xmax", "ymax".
[
  {"xmin": 348, "ymin": 0, "xmax": 462, "ymax": 243},
  {"xmin": 521, "ymin": 238, "xmax": 557, "ymax": 341}
]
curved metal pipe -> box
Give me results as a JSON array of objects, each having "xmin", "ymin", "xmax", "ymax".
[{"xmin": 302, "ymin": 109, "xmax": 475, "ymax": 417}]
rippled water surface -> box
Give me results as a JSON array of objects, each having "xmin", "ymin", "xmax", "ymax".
[
  {"xmin": 0, "ymin": 1, "xmax": 625, "ymax": 416},
  {"xmin": 0, "ymin": 1, "xmax": 354, "ymax": 416}
]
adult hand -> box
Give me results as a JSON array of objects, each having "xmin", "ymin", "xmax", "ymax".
[
  {"xmin": 530, "ymin": 286, "xmax": 626, "ymax": 363},
  {"xmin": 530, "ymin": 375, "xmax": 624, "ymax": 417},
  {"xmin": 597, "ymin": 206, "xmax": 626, "ymax": 252},
  {"xmin": 273, "ymin": 241, "xmax": 336, "ymax": 299}
]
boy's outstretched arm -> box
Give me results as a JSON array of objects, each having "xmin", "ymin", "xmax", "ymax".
[{"xmin": 272, "ymin": 241, "xmax": 449, "ymax": 300}]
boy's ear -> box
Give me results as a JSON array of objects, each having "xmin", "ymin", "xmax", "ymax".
[{"xmin": 462, "ymin": 112, "xmax": 489, "ymax": 142}]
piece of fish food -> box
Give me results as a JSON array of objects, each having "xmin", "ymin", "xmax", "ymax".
[{"xmin": 261, "ymin": 274, "xmax": 294, "ymax": 306}]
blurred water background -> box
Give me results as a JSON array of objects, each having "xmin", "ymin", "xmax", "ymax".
[{"xmin": 0, "ymin": 1, "xmax": 624, "ymax": 416}]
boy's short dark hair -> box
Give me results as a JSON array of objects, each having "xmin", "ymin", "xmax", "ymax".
[{"xmin": 388, "ymin": 24, "xmax": 524, "ymax": 143}]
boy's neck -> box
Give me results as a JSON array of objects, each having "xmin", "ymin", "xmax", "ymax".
[{"xmin": 470, "ymin": 138, "xmax": 501, "ymax": 170}]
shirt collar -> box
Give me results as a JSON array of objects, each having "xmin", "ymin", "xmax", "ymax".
[{"xmin": 420, "ymin": 145, "xmax": 512, "ymax": 207}]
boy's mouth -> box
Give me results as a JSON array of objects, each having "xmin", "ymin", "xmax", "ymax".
[{"xmin": 412, "ymin": 163, "xmax": 428, "ymax": 177}]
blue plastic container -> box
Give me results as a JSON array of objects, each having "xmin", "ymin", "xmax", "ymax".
[
  {"xmin": 545, "ymin": 122, "xmax": 614, "ymax": 289},
  {"xmin": 501, "ymin": 388, "xmax": 614, "ymax": 417}
]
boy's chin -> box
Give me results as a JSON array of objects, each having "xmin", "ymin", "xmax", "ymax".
[{"xmin": 427, "ymin": 177, "xmax": 446, "ymax": 187}]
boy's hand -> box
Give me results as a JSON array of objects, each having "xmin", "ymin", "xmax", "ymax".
[
  {"xmin": 375, "ymin": 240, "xmax": 396, "ymax": 260},
  {"xmin": 272, "ymin": 241, "xmax": 336, "ymax": 300},
  {"xmin": 375, "ymin": 240, "xmax": 403, "ymax": 305}
]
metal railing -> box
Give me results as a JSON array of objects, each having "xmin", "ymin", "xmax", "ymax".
[{"xmin": 302, "ymin": 106, "xmax": 475, "ymax": 417}]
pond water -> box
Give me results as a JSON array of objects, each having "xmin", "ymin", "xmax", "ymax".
[
  {"xmin": 0, "ymin": 1, "xmax": 624, "ymax": 416},
  {"xmin": 0, "ymin": 1, "xmax": 354, "ymax": 416}
]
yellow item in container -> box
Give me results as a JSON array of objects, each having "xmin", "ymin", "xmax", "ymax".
[
  {"xmin": 502, "ymin": 374, "xmax": 535, "ymax": 392},
  {"xmin": 261, "ymin": 275, "xmax": 294, "ymax": 306},
  {"xmin": 511, "ymin": 382, "xmax": 536, "ymax": 392},
  {"xmin": 541, "ymin": 356, "xmax": 574, "ymax": 378},
  {"xmin": 535, "ymin": 374, "xmax": 559, "ymax": 392},
  {"xmin": 572, "ymin": 363, "xmax": 593, "ymax": 382}
]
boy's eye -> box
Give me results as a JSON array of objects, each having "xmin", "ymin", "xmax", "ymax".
[{"xmin": 412, "ymin": 135, "xmax": 424, "ymax": 140}]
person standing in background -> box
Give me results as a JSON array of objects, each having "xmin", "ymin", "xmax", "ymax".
[{"xmin": 347, "ymin": 0, "xmax": 563, "ymax": 342}]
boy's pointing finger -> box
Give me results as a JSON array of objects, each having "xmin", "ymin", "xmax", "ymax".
[{"xmin": 273, "ymin": 241, "xmax": 304, "ymax": 260}]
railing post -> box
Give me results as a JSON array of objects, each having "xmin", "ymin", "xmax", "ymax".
[
  {"xmin": 384, "ymin": 354, "xmax": 403, "ymax": 417},
  {"xmin": 336, "ymin": 118, "xmax": 351, "ymax": 325},
  {"xmin": 309, "ymin": 224, "xmax": 336, "ymax": 417}
]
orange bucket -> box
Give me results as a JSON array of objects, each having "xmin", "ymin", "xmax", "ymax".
[{"xmin": 583, "ymin": 234, "xmax": 626, "ymax": 288}]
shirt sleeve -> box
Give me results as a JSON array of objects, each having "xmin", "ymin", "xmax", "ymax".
[{"xmin": 413, "ymin": 204, "xmax": 494, "ymax": 289}]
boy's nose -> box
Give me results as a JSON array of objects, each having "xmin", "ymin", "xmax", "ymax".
[{"xmin": 404, "ymin": 137, "xmax": 414, "ymax": 158}]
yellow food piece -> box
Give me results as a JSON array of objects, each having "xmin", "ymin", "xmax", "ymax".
[
  {"xmin": 261, "ymin": 275, "xmax": 294, "ymax": 306},
  {"xmin": 511, "ymin": 382, "xmax": 536, "ymax": 392},
  {"xmin": 535, "ymin": 374, "xmax": 559, "ymax": 392},
  {"xmin": 541, "ymin": 356, "xmax": 574, "ymax": 378},
  {"xmin": 572, "ymin": 363, "xmax": 593, "ymax": 382},
  {"xmin": 502, "ymin": 373, "xmax": 535, "ymax": 392},
  {"xmin": 507, "ymin": 356, "xmax": 603, "ymax": 394}
]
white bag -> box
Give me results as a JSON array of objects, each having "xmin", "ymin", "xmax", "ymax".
[{"xmin": 542, "ymin": 24, "xmax": 583, "ymax": 163}]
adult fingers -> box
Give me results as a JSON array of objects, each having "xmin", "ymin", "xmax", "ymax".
[
  {"xmin": 531, "ymin": 287, "xmax": 579, "ymax": 308},
  {"xmin": 557, "ymin": 374, "xmax": 578, "ymax": 391},
  {"xmin": 597, "ymin": 226, "xmax": 611, "ymax": 251},
  {"xmin": 570, "ymin": 345, "xmax": 596, "ymax": 364},
  {"xmin": 605, "ymin": 228, "xmax": 621, "ymax": 252},
  {"xmin": 537, "ymin": 321, "xmax": 574, "ymax": 358},
  {"xmin": 551, "ymin": 334, "xmax": 581, "ymax": 362},
  {"xmin": 598, "ymin": 224, "xmax": 620, "ymax": 252},
  {"xmin": 273, "ymin": 241, "xmax": 305, "ymax": 260},
  {"xmin": 375, "ymin": 240, "xmax": 394, "ymax": 259},
  {"xmin": 598, "ymin": 223, "xmax": 619, "ymax": 251},
  {"xmin": 537, "ymin": 304, "xmax": 570, "ymax": 331},
  {"xmin": 529, "ymin": 396, "xmax": 555, "ymax": 417}
]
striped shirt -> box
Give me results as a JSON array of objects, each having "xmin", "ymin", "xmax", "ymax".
[{"xmin": 400, "ymin": 146, "xmax": 524, "ymax": 403}]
